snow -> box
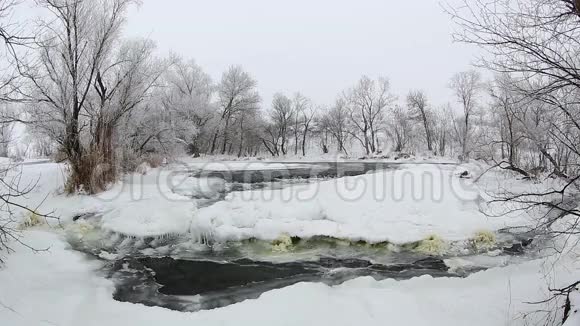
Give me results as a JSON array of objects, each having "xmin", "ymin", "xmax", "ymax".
[
  {"xmin": 191, "ymin": 164, "xmax": 531, "ymax": 244},
  {"xmin": 0, "ymin": 159, "xmax": 577, "ymax": 325},
  {"xmin": 565, "ymin": 289, "xmax": 580, "ymax": 326},
  {"xmin": 4, "ymin": 162, "xmax": 195, "ymax": 237},
  {"xmin": 3, "ymin": 161, "xmax": 534, "ymax": 244},
  {"xmin": 0, "ymin": 229, "xmax": 578, "ymax": 326}
]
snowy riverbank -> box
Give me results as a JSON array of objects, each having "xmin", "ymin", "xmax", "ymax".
[
  {"xmin": 1, "ymin": 229, "xmax": 578, "ymax": 326},
  {"xmin": 0, "ymin": 159, "xmax": 577, "ymax": 325}
]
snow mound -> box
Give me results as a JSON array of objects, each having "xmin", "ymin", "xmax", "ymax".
[
  {"xmin": 191, "ymin": 165, "xmax": 530, "ymax": 244},
  {"xmin": 101, "ymin": 196, "xmax": 195, "ymax": 237}
]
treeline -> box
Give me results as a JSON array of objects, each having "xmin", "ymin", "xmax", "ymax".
[{"xmin": 0, "ymin": 0, "xmax": 578, "ymax": 196}]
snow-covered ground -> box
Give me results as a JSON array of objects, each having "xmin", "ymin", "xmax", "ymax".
[
  {"xmin": 0, "ymin": 159, "xmax": 578, "ymax": 325},
  {"xmin": 5, "ymin": 162, "xmax": 196, "ymax": 237}
]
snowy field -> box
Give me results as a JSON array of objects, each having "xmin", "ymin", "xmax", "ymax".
[{"xmin": 0, "ymin": 159, "xmax": 578, "ymax": 325}]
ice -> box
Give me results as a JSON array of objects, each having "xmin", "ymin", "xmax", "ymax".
[
  {"xmin": 171, "ymin": 176, "xmax": 226, "ymax": 199},
  {"xmin": 0, "ymin": 160, "xmax": 539, "ymax": 248},
  {"xmin": 191, "ymin": 164, "xmax": 532, "ymax": 244}
]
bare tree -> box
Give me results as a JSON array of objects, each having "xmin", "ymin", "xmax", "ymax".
[
  {"xmin": 301, "ymin": 105, "xmax": 317, "ymax": 156},
  {"xmin": 291, "ymin": 93, "xmax": 309, "ymax": 155},
  {"xmin": 483, "ymin": 73, "xmax": 534, "ymax": 176},
  {"xmin": 233, "ymin": 106, "xmax": 262, "ymax": 157},
  {"xmin": 448, "ymin": 0, "xmax": 580, "ymax": 321},
  {"xmin": 163, "ymin": 55, "xmax": 214, "ymax": 157},
  {"xmin": 263, "ymin": 93, "xmax": 294, "ymax": 156},
  {"xmin": 431, "ymin": 104, "xmax": 454, "ymax": 156},
  {"xmin": 407, "ymin": 90, "xmax": 434, "ymax": 153},
  {"xmin": 449, "ymin": 70, "xmax": 482, "ymax": 161},
  {"xmin": 211, "ymin": 65, "xmax": 260, "ymax": 155},
  {"xmin": 344, "ymin": 76, "xmax": 393, "ymax": 155},
  {"xmin": 90, "ymin": 39, "xmax": 165, "ymax": 184},
  {"xmin": 321, "ymin": 99, "xmax": 350, "ymax": 156},
  {"xmin": 389, "ymin": 105, "xmax": 414, "ymax": 153},
  {"xmin": 19, "ymin": 0, "xmax": 137, "ymax": 193}
]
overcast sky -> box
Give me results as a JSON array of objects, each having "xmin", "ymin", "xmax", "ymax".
[{"xmin": 125, "ymin": 1, "xmax": 477, "ymax": 108}]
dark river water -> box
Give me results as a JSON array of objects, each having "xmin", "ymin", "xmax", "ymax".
[
  {"xmin": 185, "ymin": 160, "xmax": 457, "ymax": 183},
  {"xmin": 70, "ymin": 161, "xmax": 537, "ymax": 313},
  {"xmin": 107, "ymin": 255, "xmax": 458, "ymax": 312}
]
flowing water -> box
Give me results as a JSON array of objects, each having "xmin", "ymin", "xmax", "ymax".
[{"xmin": 68, "ymin": 161, "xmax": 538, "ymax": 313}]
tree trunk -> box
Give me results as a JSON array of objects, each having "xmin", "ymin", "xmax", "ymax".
[
  {"xmin": 221, "ymin": 117, "xmax": 230, "ymax": 155},
  {"xmin": 294, "ymin": 125, "xmax": 299, "ymax": 155},
  {"xmin": 301, "ymin": 127, "xmax": 308, "ymax": 156},
  {"xmin": 210, "ymin": 129, "xmax": 219, "ymax": 154},
  {"xmin": 237, "ymin": 116, "xmax": 244, "ymax": 158},
  {"xmin": 262, "ymin": 139, "xmax": 276, "ymax": 156},
  {"xmin": 421, "ymin": 111, "xmax": 432, "ymax": 152}
]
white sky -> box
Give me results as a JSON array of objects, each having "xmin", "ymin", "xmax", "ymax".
[
  {"xmin": 12, "ymin": 0, "xmax": 479, "ymax": 109},
  {"xmin": 123, "ymin": 0, "xmax": 479, "ymax": 108}
]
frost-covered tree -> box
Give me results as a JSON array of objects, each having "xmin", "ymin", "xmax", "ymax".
[
  {"xmin": 407, "ymin": 90, "xmax": 434, "ymax": 153},
  {"xmin": 388, "ymin": 105, "xmax": 415, "ymax": 153},
  {"xmin": 261, "ymin": 93, "xmax": 293, "ymax": 156},
  {"xmin": 431, "ymin": 104, "xmax": 454, "ymax": 157},
  {"xmin": 291, "ymin": 93, "xmax": 309, "ymax": 155},
  {"xmin": 20, "ymin": 0, "xmax": 140, "ymax": 193},
  {"xmin": 449, "ymin": 70, "xmax": 482, "ymax": 161},
  {"xmin": 344, "ymin": 76, "xmax": 393, "ymax": 155},
  {"xmin": 448, "ymin": 0, "xmax": 580, "ymax": 320},
  {"xmin": 162, "ymin": 56, "xmax": 214, "ymax": 157},
  {"xmin": 320, "ymin": 99, "xmax": 350, "ymax": 156},
  {"xmin": 211, "ymin": 65, "xmax": 260, "ymax": 155},
  {"xmin": 299, "ymin": 104, "xmax": 317, "ymax": 156},
  {"xmin": 87, "ymin": 39, "xmax": 164, "ymax": 186}
]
